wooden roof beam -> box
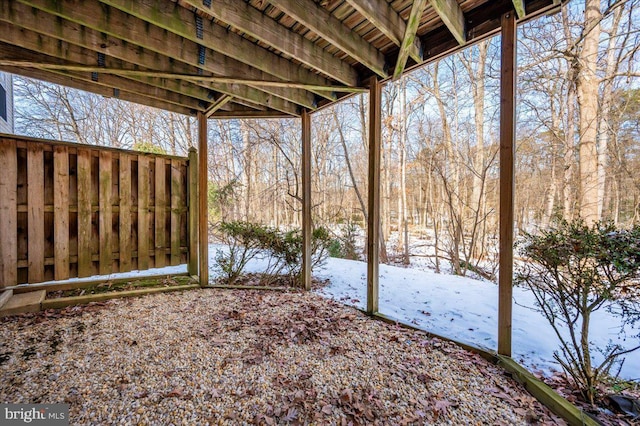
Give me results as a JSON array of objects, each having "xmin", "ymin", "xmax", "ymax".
[
  {"xmin": 205, "ymin": 95, "xmax": 233, "ymax": 118},
  {"xmin": 181, "ymin": 0, "xmax": 357, "ymax": 86},
  {"xmin": 268, "ymin": 0, "xmax": 388, "ymax": 78},
  {"xmin": 393, "ymin": 0, "xmax": 428, "ymax": 79},
  {"xmin": 512, "ymin": 0, "xmax": 526, "ymax": 19},
  {"xmin": 0, "ymin": 44, "xmax": 207, "ymax": 112},
  {"xmin": 429, "ymin": 0, "xmax": 466, "ymax": 45},
  {"xmin": 0, "ymin": 25, "xmax": 221, "ymax": 106},
  {"xmin": 0, "ymin": 65, "xmax": 194, "ymax": 116},
  {"xmin": 12, "ymin": 0, "xmax": 305, "ymax": 114},
  {"xmin": 345, "ymin": 0, "xmax": 422, "ymax": 63},
  {"xmin": 95, "ymin": 0, "xmax": 333, "ymax": 103}
]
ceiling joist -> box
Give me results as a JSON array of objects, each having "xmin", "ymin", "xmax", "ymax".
[
  {"xmin": 181, "ymin": 0, "xmax": 357, "ymax": 87},
  {"xmin": 428, "ymin": 0, "xmax": 466, "ymax": 45},
  {"xmin": 345, "ymin": 0, "xmax": 422, "ymax": 63},
  {"xmin": 95, "ymin": 0, "xmax": 333, "ymax": 102},
  {"xmin": 268, "ymin": 0, "xmax": 388, "ymax": 78},
  {"xmin": 12, "ymin": 0, "xmax": 309, "ymax": 114},
  {"xmin": 0, "ymin": 0, "xmax": 563, "ymax": 117}
]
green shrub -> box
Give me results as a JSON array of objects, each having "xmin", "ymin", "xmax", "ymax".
[
  {"xmin": 213, "ymin": 221, "xmax": 331, "ymax": 287},
  {"xmin": 515, "ymin": 218, "xmax": 640, "ymax": 404}
]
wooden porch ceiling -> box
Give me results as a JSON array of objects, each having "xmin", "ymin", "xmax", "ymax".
[{"xmin": 0, "ymin": 0, "xmax": 562, "ymax": 118}]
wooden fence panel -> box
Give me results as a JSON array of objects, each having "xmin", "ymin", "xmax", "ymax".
[{"xmin": 0, "ymin": 135, "xmax": 192, "ymax": 287}]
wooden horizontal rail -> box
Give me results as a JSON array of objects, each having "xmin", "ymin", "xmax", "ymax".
[
  {"xmin": 41, "ymin": 283, "xmax": 200, "ymax": 309},
  {"xmin": 15, "ymin": 248, "xmax": 188, "ymax": 267},
  {"xmin": 10, "ymin": 272, "xmax": 190, "ymax": 294}
]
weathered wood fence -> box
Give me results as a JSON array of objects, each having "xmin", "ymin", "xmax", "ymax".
[{"xmin": 0, "ymin": 134, "xmax": 197, "ymax": 287}]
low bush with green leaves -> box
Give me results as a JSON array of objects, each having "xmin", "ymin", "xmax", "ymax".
[
  {"xmin": 213, "ymin": 221, "xmax": 331, "ymax": 287},
  {"xmin": 515, "ymin": 218, "xmax": 640, "ymax": 404}
]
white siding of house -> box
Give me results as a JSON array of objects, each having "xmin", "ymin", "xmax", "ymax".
[{"xmin": 0, "ymin": 72, "xmax": 14, "ymax": 134}]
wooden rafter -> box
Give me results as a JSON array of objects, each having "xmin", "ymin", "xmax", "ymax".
[
  {"xmin": 205, "ymin": 95, "xmax": 233, "ymax": 118},
  {"xmin": 181, "ymin": 0, "xmax": 357, "ymax": 86},
  {"xmin": 268, "ymin": 0, "xmax": 388, "ymax": 78},
  {"xmin": 393, "ymin": 0, "xmax": 428, "ymax": 79},
  {"xmin": 345, "ymin": 0, "xmax": 422, "ymax": 63},
  {"xmin": 0, "ymin": 62, "xmax": 369, "ymax": 93},
  {"xmin": 0, "ymin": 28, "xmax": 216, "ymax": 108},
  {"xmin": 94, "ymin": 0, "xmax": 332, "ymax": 102},
  {"xmin": 512, "ymin": 0, "xmax": 526, "ymax": 18},
  {"xmin": 0, "ymin": 65, "xmax": 193, "ymax": 116},
  {"xmin": 11, "ymin": 0, "xmax": 307, "ymax": 114},
  {"xmin": 428, "ymin": 0, "xmax": 466, "ymax": 45}
]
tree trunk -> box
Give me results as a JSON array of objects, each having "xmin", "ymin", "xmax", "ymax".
[{"xmin": 577, "ymin": 0, "xmax": 602, "ymax": 224}]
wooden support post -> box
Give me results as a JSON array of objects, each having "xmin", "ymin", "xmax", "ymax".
[
  {"xmin": 301, "ymin": 110, "xmax": 312, "ymax": 290},
  {"xmin": 367, "ymin": 77, "xmax": 382, "ymax": 314},
  {"xmin": 498, "ymin": 12, "xmax": 516, "ymax": 357},
  {"xmin": 187, "ymin": 148, "xmax": 198, "ymax": 276},
  {"xmin": 197, "ymin": 112, "xmax": 209, "ymax": 286}
]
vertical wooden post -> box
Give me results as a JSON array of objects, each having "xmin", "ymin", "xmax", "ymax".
[
  {"xmin": 198, "ymin": 112, "xmax": 209, "ymax": 286},
  {"xmin": 498, "ymin": 11, "xmax": 516, "ymax": 357},
  {"xmin": 187, "ymin": 148, "xmax": 198, "ymax": 276},
  {"xmin": 301, "ymin": 110, "xmax": 312, "ymax": 290},
  {"xmin": 367, "ymin": 77, "xmax": 382, "ymax": 314}
]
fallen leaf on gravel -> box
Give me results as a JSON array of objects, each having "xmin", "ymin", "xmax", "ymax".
[
  {"xmin": 164, "ymin": 387, "xmax": 184, "ymax": 398},
  {"xmin": 321, "ymin": 404, "xmax": 333, "ymax": 414}
]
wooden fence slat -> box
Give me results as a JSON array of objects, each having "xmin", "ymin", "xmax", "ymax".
[
  {"xmin": 99, "ymin": 151, "xmax": 112, "ymax": 275},
  {"xmin": 119, "ymin": 154, "xmax": 132, "ymax": 272},
  {"xmin": 77, "ymin": 149, "xmax": 93, "ymax": 277},
  {"xmin": 27, "ymin": 144, "xmax": 45, "ymax": 283},
  {"xmin": 170, "ymin": 159, "xmax": 182, "ymax": 265},
  {"xmin": 137, "ymin": 156, "xmax": 150, "ymax": 270},
  {"xmin": 155, "ymin": 157, "xmax": 166, "ymax": 268},
  {"xmin": 0, "ymin": 140, "xmax": 18, "ymax": 287},
  {"xmin": 53, "ymin": 145, "xmax": 70, "ymax": 281}
]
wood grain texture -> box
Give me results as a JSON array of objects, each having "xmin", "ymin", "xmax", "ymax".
[
  {"xmin": 187, "ymin": 148, "xmax": 198, "ymax": 276},
  {"xmin": 0, "ymin": 140, "xmax": 17, "ymax": 287},
  {"xmin": 301, "ymin": 110, "xmax": 312, "ymax": 290},
  {"xmin": 366, "ymin": 77, "xmax": 381, "ymax": 314},
  {"xmin": 137, "ymin": 156, "xmax": 150, "ymax": 271},
  {"xmin": 99, "ymin": 151, "xmax": 113, "ymax": 275},
  {"xmin": 119, "ymin": 153, "xmax": 132, "ymax": 272},
  {"xmin": 154, "ymin": 157, "xmax": 166, "ymax": 268},
  {"xmin": 53, "ymin": 145, "xmax": 70, "ymax": 281},
  {"xmin": 76, "ymin": 148, "xmax": 92, "ymax": 278},
  {"xmin": 170, "ymin": 159, "xmax": 182, "ymax": 266},
  {"xmin": 198, "ymin": 113, "xmax": 209, "ymax": 286},
  {"xmin": 498, "ymin": 12, "xmax": 516, "ymax": 357},
  {"xmin": 27, "ymin": 143, "xmax": 45, "ymax": 283}
]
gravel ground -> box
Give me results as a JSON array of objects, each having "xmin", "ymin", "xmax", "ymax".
[{"xmin": 0, "ymin": 288, "xmax": 566, "ymax": 425}]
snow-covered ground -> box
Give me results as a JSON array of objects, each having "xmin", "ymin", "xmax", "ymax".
[
  {"xmin": 34, "ymin": 242, "xmax": 639, "ymax": 381},
  {"xmin": 310, "ymin": 256, "xmax": 640, "ymax": 381}
]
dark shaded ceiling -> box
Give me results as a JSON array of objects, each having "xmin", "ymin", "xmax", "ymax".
[{"xmin": 0, "ymin": 0, "xmax": 562, "ymax": 118}]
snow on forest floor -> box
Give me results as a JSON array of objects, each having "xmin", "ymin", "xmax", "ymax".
[
  {"xmin": 40, "ymin": 243, "xmax": 640, "ymax": 381},
  {"xmin": 309, "ymin": 257, "xmax": 640, "ymax": 382}
]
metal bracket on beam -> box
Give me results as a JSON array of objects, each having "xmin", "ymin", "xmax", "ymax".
[
  {"xmin": 113, "ymin": 88, "xmax": 120, "ymax": 98},
  {"xmin": 195, "ymin": 15, "xmax": 204, "ymax": 39}
]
